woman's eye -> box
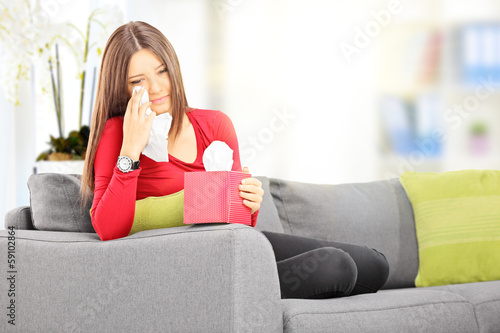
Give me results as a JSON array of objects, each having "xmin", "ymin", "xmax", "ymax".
[
  {"xmin": 130, "ymin": 79, "xmax": 142, "ymax": 84},
  {"xmin": 159, "ymin": 68, "xmax": 168, "ymax": 74}
]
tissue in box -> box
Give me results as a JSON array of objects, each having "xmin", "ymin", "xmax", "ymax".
[{"xmin": 184, "ymin": 171, "xmax": 252, "ymax": 225}]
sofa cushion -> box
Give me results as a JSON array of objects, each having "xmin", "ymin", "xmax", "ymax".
[
  {"xmin": 269, "ymin": 177, "xmax": 418, "ymax": 289},
  {"xmin": 281, "ymin": 288, "xmax": 478, "ymax": 333},
  {"xmin": 429, "ymin": 280, "xmax": 500, "ymax": 333},
  {"xmin": 400, "ymin": 170, "xmax": 500, "ymax": 287},
  {"xmin": 28, "ymin": 173, "xmax": 95, "ymax": 233},
  {"xmin": 254, "ymin": 176, "xmax": 284, "ymax": 233}
]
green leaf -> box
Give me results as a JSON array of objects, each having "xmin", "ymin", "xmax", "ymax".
[{"xmin": 36, "ymin": 151, "xmax": 49, "ymax": 162}]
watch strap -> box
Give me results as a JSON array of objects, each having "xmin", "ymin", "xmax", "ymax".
[{"xmin": 131, "ymin": 160, "xmax": 140, "ymax": 170}]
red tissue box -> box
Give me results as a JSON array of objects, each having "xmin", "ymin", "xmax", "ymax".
[{"xmin": 184, "ymin": 171, "xmax": 252, "ymax": 225}]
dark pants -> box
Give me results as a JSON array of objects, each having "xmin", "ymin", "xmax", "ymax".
[{"xmin": 261, "ymin": 231, "xmax": 390, "ymax": 299}]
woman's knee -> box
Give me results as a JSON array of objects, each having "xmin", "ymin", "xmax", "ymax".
[
  {"xmin": 277, "ymin": 247, "xmax": 358, "ymax": 299},
  {"xmin": 311, "ymin": 247, "xmax": 358, "ymax": 298},
  {"xmin": 369, "ymin": 248, "xmax": 390, "ymax": 287},
  {"xmin": 351, "ymin": 247, "xmax": 390, "ymax": 295}
]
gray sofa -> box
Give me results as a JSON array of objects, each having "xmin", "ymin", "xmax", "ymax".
[{"xmin": 1, "ymin": 174, "xmax": 499, "ymax": 332}]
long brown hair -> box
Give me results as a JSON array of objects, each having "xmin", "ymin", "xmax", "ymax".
[{"xmin": 81, "ymin": 21, "xmax": 189, "ymax": 205}]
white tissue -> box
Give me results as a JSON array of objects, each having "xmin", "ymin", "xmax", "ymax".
[
  {"xmin": 203, "ymin": 141, "xmax": 234, "ymax": 171},
  {"xmin": 132, "ymin": 86, "xmax": 172, "ymax": 162}
]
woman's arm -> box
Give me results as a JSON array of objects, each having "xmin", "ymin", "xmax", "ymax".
[
  {"xmin": 212, "ymin": 110, "xmax": 243, "ymax": 172},
  {"xmin": 92, "ymin": 88, "xmax": 155, "ymax": 241},
  {"xmin": 91, "ymin": 118, "xmax": 140, "ymax": 241}
]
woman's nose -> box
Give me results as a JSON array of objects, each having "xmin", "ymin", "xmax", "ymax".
[{"xmin": 148, "ymin": 78, "xmax": 161, "ymax": 93}]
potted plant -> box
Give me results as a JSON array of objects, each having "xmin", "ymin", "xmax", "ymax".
[
  {"xmin": 1, "ymin": 2, "xmax": 122, "ymax": 173},
  {"xmin": 33, "ymin": 7, "xmax": 122, "ymax": 174},
  {"xmin": 35, "ymin": 43, "xmax": 90, "ymax": 173}
]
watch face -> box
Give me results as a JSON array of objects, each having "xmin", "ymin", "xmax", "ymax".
[{"xmin": 118, "ymin": 157, "xmax": 132, "ymax": 171}]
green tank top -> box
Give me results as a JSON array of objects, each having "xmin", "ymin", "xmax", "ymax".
[{"xmin": 128, "ymin": 190, "xmax": 185, "ymax": 236}]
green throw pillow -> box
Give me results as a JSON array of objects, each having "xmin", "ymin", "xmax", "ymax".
[
  {"xmin": 400, "ymin": 169, "xmax": 500, "ymax": 287},
  {"xmin": 128, "ymin": 190, "xmax": 185, "ymax": 236}
]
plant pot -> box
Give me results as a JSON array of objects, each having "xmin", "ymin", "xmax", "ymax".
[
  {"xmin": 469, "ymin": 135, "xmax": 489, "ymax": 156},
  {"xmin": 46, "ymin": 152, "xmax": 75, "ymax": 161}
]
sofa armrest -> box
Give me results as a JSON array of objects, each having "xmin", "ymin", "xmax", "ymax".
[
  {"xmin": 0, "ymin": 223, "xmax": 282, "ymax": 333},
  {"xmin": 4, "ymin": 206, "xmax": 35, "ymax": 230}
]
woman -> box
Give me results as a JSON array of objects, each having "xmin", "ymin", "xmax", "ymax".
[{"xmin": 81, "ymin": 21, "xmax": 389, "ymax": 300}]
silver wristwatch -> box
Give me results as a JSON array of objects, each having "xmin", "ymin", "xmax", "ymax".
[{"xmin": 117, "ymin": 156, "xmax": 140, "ymax": 173}]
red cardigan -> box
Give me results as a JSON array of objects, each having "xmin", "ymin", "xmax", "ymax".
[{"xmin": 91, "ymin": 108, "xmax": 258, "ymax": 241}]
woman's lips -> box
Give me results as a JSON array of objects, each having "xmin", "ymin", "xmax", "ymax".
[{"xmin": 150, "ymin": 95, "xmax": 169, "ymax": 104}]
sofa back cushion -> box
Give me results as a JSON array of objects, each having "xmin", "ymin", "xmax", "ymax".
[
  {"xmin": 254, "ymin": 176, "xmax": 285, "ymax": 234},
  {"xmin": 28, "ymin": 173, "xmax": 95, "ymax": 233},
  {"xmin": 269, "ymin": 177, "xmax": 418, "ymax": 289}
]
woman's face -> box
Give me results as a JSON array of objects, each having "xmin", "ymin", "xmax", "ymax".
[{"xmin": 127, "ymin": 48, "xmax": 173, "ymax": 115}]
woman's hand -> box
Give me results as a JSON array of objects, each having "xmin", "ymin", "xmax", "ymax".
[
  {"xmin": 119, "ymin": 87, "xmax": 156, "ymax": 161},
  {"xmin": 239, "ymin": 166, "xmax": 263, "ymax": 214}
]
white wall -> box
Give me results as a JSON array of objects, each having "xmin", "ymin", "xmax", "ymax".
[{"xmin": 218, "ymin": 0, "xmax": 379, "ymax": 184}]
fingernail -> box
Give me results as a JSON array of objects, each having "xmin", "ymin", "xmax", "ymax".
[{"xmin": 241, "ymin": 180, "xmax": 246, "ymax": 185}]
